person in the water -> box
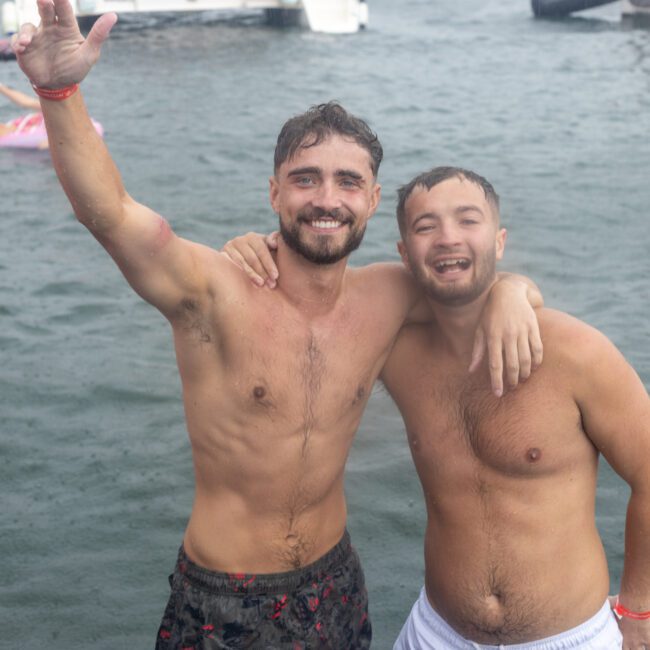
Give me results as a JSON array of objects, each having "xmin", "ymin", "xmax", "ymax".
[
  {"xmin": 386, "ymin": 167, "xmax": 650, "ymax": 649},
  {"xmin": 0, "ymin": 82, "xmax": 45, "ymax": 142},
  {"xmin": 11, "ymin": 3, "xmax": 543, "ymax": 646}
]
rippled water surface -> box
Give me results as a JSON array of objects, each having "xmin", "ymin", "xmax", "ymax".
[{"xmin": 1, "ymin": 0, "xmax": 649, "ymax": 647}]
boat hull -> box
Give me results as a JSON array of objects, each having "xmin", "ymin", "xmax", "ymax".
[{"xmin": 531, "ymin": 0, "xmax": 618, "ymax": 17}]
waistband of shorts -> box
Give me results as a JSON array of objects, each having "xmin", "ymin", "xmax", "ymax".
[
  {"xmin": 174, "ymin": 529, "xmax": 354, "ymax": 595},
  {"xmin": 421, "ymin": 589, "xmax": 616, "ymax": 649}
]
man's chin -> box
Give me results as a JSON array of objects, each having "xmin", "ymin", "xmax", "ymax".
[
  {"xmin": 421, "ymin": 279, "xmax": 485, "ymax": 307},
  {"xmin": 280, "ymin": 225, "xmax": 365, "ymax": 265}
]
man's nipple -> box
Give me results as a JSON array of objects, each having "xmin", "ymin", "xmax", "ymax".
[{"xmin": 526, "ymin": 447, "xmax": 542, "ymax": 463}]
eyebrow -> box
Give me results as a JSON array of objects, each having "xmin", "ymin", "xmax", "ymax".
[
  {"xmin": 287, "ymin": 167, "xmax": 365, "ymax": 182},
  {"xmin": 410, "ymin": 204, "xmax": 485, "ymax": 228},
  {"xmin": 287, "ymin": 166, "xmax": 322, "ymax": 178},
  {"xmin": 455, "ymin": 204, "xmax": 485, "ymax": 216},
  {"xmin": 411, "ymin": 212, "xmax": 438, "ymax": 228}
]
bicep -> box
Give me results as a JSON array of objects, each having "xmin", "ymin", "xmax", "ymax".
[
  {"xmin": 92, "ymin": 198, "xmax": 207, "ymax": 315},
  {"xmin": 578, "ymin": 334, "xmax": 650, "ymax": 488}
]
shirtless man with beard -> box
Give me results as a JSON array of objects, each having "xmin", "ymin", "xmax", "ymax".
[
  {"xmin": 386, "ymin": 167, "xmax": 650, "ymax": 649},
  {"xmin": 11, "ymin": 2, "xmax": 542, "ymax": 645}
]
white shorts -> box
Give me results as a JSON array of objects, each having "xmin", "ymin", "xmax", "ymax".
[{"xmin": 393, "ymin": 588, "xmax": 622, "ymax": 650}]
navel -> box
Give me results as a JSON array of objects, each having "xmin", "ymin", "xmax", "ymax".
[{"xmin": 526, "ymin": 447, "xmax": 542, "ymax": 463}]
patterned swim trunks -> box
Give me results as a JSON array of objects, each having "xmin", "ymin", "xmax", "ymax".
[{"xmin": 155, "ymin": 530, "xmax": 372, "ymax": 649}]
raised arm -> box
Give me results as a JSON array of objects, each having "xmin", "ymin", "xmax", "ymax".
[
  {"xmin": 13, "ymin": 0, "xmax": 209, "ymax": 317},
  {"xmin": 573, "ymin": 324, "xmax": 650, "ymax": 647},
  {"xmin": 0, "ymin": 82, "xmax": 41, "ymax": 110}
]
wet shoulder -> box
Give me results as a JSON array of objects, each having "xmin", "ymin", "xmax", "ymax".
[
  {"xmin": 537, "ymin": 308, "xmax": 615, "ymax": 370},
  {"xmin": 347, "ymin": 262, "xmax": 419, "ymax": 310}
]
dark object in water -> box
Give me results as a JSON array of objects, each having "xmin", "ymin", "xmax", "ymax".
[
  {"xmin": 0, "ymin": 38, "xmax": 16, "ymax": 61},
  {"xmin": 531, "ymin": 0, "xmax": 618, "ymax": 17}
]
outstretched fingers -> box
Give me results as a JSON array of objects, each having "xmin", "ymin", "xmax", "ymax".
[
  {"xmin": 37, "ymin": 0, "xmax": 56, "ymax": 27},
  {"xmin": 85, "ymin": 12, "xmax": 118, "ymax": 52},
  {"xmin": 49, "ymin": 0, "xmax": 78, "ymax": 27},
  {"xmin": 11, "ymin": 23, "xmax": 37, "ymax": 54}
]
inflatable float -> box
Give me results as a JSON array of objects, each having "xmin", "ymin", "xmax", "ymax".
[{"xmin": 0, "ymin": 112, "xmax": 104, "ymax": 149}]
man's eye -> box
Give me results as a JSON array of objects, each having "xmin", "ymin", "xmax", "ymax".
[
  {"xmin": 296, "ymin": 177, "xmax": 315, "ymax": 186},
  {"xmin": 341, "ymin": 178, "xmax": 360, "ymax": 188},
  {"xmin": 416, "ymin": 225, "xmax": 435, "ymax": 233},
  {"xmin": 461, "ymin": 219, "xmax": 478, "ymax": 225}
]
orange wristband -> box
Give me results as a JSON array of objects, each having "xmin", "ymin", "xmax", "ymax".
[
  {"xmin": 32, "ymin": 83, "xmax": 79, "ymax": 101},
  {"xmin": 614, "ymin": 596, "xmax": 650, "ymax": 620}
]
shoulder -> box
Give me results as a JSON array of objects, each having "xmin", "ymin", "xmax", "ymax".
[
  {"xmin": 346, "ymin": 262, "xmax": 422, "ymax": 324},
  {"xmin": 538, "ymin": 308, "xmax": 633, "ymax": 384},
  {"xmin": 538, "ymin": 308, "xmax": 612, "ymax": 353},
  {"xmin": 348, "ymin": 262, "xmax": 419, "ymax": 299}
]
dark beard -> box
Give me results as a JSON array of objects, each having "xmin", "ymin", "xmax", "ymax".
[
  {"xmin": 412, "ymin": 251, "xmax": 497, "ymax": 307},
  {"xmin": 279, "ymin": 208, "xmax": 366, "ymax": 265}
]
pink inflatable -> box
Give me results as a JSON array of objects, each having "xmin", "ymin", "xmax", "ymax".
[{"xmin": 0, "ymin": 112, "xmax": 104, "ymax": 149}]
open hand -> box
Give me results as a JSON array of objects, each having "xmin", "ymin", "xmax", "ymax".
[
  {"xmin": 12, "ymin": 0, "xmax": 117, "ymax": 88},
  {"xmin": 222, "ymin": 231, "xmax": 280, "ymax": 288},
  {"xmin": 470, "ymin": 278, "xmax": 543, "ymax": 397}
]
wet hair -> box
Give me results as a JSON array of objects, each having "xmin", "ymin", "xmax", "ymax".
[
  {"xmin": 274, "ymin": 101, "xmax": 383, "ymax": 178},
  {"xmin": 396, "ymin": 166, "xmax": 500, "ymax": 237}
]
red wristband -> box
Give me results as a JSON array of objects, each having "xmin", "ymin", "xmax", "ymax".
[
  {"xmin": 32, "ymin": 83, "xmax": 79, "ymax": 101},
  {"xmin": 614, "ymin": 596, "xmax": 650, "ymax": 620}
]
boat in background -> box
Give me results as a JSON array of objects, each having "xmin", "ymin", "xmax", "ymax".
[
  {"xmin": 532, "ymin": 0, "xmax": 650, "ymax": 19},
  {"xmin": 1, "ymin": 0, "xmax": 368, "ymax": 36}
]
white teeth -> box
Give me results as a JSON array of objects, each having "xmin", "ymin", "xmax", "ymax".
[
  {"xmin": 434, "ymin": 258, "xmax": 470, "ymax": 271},
  {"xmin": 311, "ymin": 220, "xmax": 341, "ymax": 229}
]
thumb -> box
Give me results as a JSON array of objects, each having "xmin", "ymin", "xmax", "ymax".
[
  {"xmin": 84, "ymin": 12, "xmax": 117, "ymax": 57},
  {"xmin": 469, "ymin": 327, "xmax": 485, "ymax": 373}
]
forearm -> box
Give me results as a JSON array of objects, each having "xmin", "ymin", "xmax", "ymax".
[
  {"xmin": 619, "ymin": 487, "xmax": 650, "ymax": 610},
  {"xmin": 496, "ymin": 271, "xmax": 543, "ymax": 309},
  {"xmin": 41, "ymin": 90, "xmax": 128, "ymax": 234}
]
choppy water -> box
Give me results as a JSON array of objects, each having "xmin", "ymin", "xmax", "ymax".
[{"xmin": 1, "ymin": 0, "xmax": 649, "ymax": 647}]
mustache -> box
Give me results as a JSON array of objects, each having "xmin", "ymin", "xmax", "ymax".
[{"xmin": 296, "ymin": 207, "xmax": 353, "ymax": 224}]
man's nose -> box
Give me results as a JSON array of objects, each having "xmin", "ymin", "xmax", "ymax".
[
  {"xmin": 435, "ymin": 222, "xmax": 462, "ymax": 247},
  {"xmin": 312, "ymin": 180, "xmax": 341, "ymax": 211}
]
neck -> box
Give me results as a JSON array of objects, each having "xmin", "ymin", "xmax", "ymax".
[
  {"xmin": 274, "ymin": 240, "xmax": 348, "ymax": 314},
  {"xmin": 425, "ymin": 282, "xmax": 496, "ymax": 361}
]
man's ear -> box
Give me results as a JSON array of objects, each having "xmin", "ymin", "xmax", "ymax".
[
  {"xmin": 495, "ymin": 228, "xmax": 507, "ymax": 261},
  {"xmin": 269, "ymin": 176, "xmax": 280, "ymax": 213},
  {"xmin": 397, "ymin": 240, "xmax": 411, "ymax": 272},
  {"xmin": 368, "ymin": 182, "xmax": 381, "ymax": 219}
]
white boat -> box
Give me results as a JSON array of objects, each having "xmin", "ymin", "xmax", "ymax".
[
  {"xmin": 531, "ymin": 0, "xmax": 650, "ymax": 18},
  {"xmin": 1, "ymin": 0, "xmax": 368, "ymax": 36}
]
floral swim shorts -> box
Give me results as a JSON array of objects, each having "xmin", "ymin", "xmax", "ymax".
[{"xmin": 155, "ymin": 530, "xmax": 371, "ymax": 649}]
